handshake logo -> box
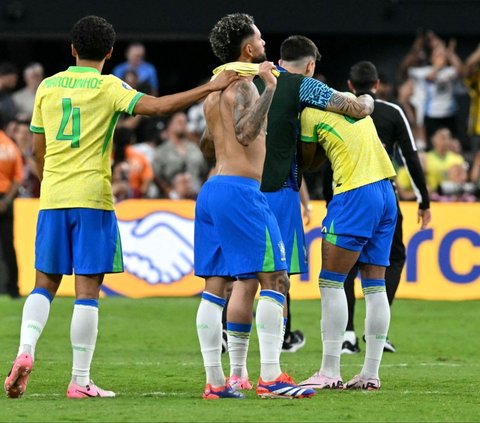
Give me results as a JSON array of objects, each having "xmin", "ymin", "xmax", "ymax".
[{"xmin": 117, "ymin": 211, "xmax": 195, "ymax": 284}]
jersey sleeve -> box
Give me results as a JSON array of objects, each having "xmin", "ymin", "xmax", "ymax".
[
  {"xmin": 30, "ymin": 82, "xmax": 45, "ymax": 134},
  {"xmin": 108, "ymin": 76, "xmax": 145, "ymax": 115},
  {"xmin": 299, "ymin": 77, "xmax": 334, "ymax": 110},
  {"xmin": 300, "ymin": 108, "xmax": 320, "ymax": 143}
]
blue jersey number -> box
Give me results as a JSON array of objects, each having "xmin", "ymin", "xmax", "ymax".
[{"xmin": 56, "ymin": 98, "xmax": 80, "ymax": 148}]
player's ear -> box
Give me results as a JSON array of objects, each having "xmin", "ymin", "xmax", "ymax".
[
  {"xmin": 105, "ymin": 47, "xmax": 113, "ymax": 60},
  {"xmin": 71, "ymin": 44, "xmax": 77, "ymax": 58},
  {"xmin": 306, "ymin": 59, "xmax": 316, "ymax": 77}
]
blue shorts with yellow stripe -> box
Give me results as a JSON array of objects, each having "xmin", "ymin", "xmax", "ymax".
[
  {"xmin": 35, "ymin": 208, "xmax": 123, "ymax": 275},
  {"xmin": 194, "ymin": 176, "xmax": 287, "ymax": 278},
  {"xmin": 322, "ymin": 179, "xmax": 397, "ymax": 266}
]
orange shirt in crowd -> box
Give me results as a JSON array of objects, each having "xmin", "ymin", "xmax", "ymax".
[
  {"xmin": 0, "ymin": 130, "xmax": 24, "ymax": 194},
  {"xmin": 126, "ymin": 146, "xmax": 153, "ymax": 197}
]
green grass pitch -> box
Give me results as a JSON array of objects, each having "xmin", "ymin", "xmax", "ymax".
[{"xmin": 1, "ymin": 296, "xmax": 479, "ymax": 422}]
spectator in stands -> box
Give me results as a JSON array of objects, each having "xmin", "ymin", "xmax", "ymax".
[
  {"xmin": 405, "ymin": 32, "xmax": 464, "ymax": 150},
  {"xmin": 152, "ymin": 112, "xmax": 208, "ymax": 198},
  {"xmin": 11, "ymin": 119, "xmax": 40, "ymax": 198},
  {"xmin": 169, "ymin": 172, "xmax": 196, "ymax": 200},
  {"xmin": 112, "ymin": 127, "xmax": 153, "ymax": 201},
  {"xmin": 465, "ymin": 43, "xmax": 480, "ymax": 155},
  {"xmin": 186, "ymin": 78, "xmax": 209, "ymax": 144},
  {"xmin": 0, "ymin": 62, "xmax": 18, "ymax": 127},
  {"xmin": 12, "ymin": 63, "xmax": 44, "ymax": 119},
  {"xmin": 0, "ymin": 111, "xmax": 23, "ymax": 298},
  {"xmin": 469, "ymin": 150, "xmax": 480, "ymax": 199},
  {"xmin": 112, "ymin": 42, "xmax": 159, "ymax": 95},
  {"xmin": 397, "ymin": 128, "xmax": 471, "ymax": 201}
]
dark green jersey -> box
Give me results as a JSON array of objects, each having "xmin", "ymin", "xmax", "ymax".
[{"xmin": 255, "ymin": 70, "xmax": 334, "ymax": 192}]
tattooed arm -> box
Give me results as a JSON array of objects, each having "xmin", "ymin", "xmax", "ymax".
[
  {"xmin": 299, "ymin": 77, "xmax": 373, "ymax": 119},
  {"xmin": 232, "ymin": 62, "xmax": 277, "ymax": 146},
  {"xmin": 325, "ymin": 91, "xmax": 374, "ymax": 118}
]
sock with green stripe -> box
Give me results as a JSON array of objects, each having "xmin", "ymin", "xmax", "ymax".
[
  {"xmin": 319, "ymin": 269, "xmax": 348, "ymax": 378},
  {"xmin": 361, "ymin": 278, "xmax": 390, "ymax": 379},
  {"xmin": 196, "ymin": 292, "xmax": 227, "ymax": 388},
  {"xmin": 256, "ymin": 290, "xmax": 285, "ymax": 381},
  {"xmin": 227, "ymin": 322, "xmax": 251, "ymax": 379}
]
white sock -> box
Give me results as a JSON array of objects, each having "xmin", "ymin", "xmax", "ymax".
[
  {"xmin": 361, "ymin": 279, "xmax": 390, "ymax": 379},
  {"xmin": 196, "ymin": 292, "xmax": 226, "ymax": 388},
  {"xmin": 227, "ymin": 322, "xmax": 251, "ymax": 378},
  {"xmin": 319, "ymin": 270, "xmax": 348, "ymax": 378},
  {"xmin": 256, "ymin": 290, "xmax": 284, "ymax": 381},
  {"xmin": 18, "ymin": 288, "xmax": 53, "ymax": 360},
  {"xmin": 71, "ymin": 300, "xmax": 99, "ymax": 387},
  {"xmin": 344, "ymin": 330, "xmax": 357, "ymax": 344}
]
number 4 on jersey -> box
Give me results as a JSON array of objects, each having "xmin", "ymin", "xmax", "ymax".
[{"xmin": 56, "ymin": 98, "xmax": 80, "ymax": 148}]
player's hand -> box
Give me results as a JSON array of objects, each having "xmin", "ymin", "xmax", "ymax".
[
  {"xmin": 417, "ymin": 208, "xmax": 431, "ymax": 229},
  {"xmin": 258, "ymin": 61, "xmax": 277, "ymax": 89},
  {"xmin": 210, "ymin": 70, "xmax": 239, "ymax": 91},
  {"xmin": 303, "ymin": 204, "xmax": 312, "ymax": 226}
]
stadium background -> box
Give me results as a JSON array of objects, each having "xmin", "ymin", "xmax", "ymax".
[{"xmin": 1, "ymin": 0, "xmax": 479, "ymax": 297}]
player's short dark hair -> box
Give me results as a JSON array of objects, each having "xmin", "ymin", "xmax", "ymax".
[
  {"xmin": 71, "ymin": 15, "xmax": 116, "ymax": 61},
  {"xmin": 280, "ymin": 35, "xmax": 321, "ymax": 62},
  {"xmin": 209, "ymin": 13, "xmax": 256, "ymax": 63},
  {"xmin": 349, "ymin": 61, "xmax": 379, "ymax": 92}
]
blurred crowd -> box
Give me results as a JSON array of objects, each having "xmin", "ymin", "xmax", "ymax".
[{"xmin": 1, "ymin": 34, "xmax": 480, "ymax": 203}]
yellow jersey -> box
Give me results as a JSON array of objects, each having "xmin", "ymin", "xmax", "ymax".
[
  {"xmin": 301, "ymin": 107, "xmax": 396, "ymax": 195},
  {"xmin": 425, "ymin": 151, "xmax": 465, "ymax": 191},
  {"xmin": 30, "ymin": 66, "xmax": 144, "ymax": 210}
]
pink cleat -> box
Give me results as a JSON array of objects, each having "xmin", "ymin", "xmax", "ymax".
[
  {"xmin": 67, "ymin": 381, "xmax": 115, "ymax": 398},
  {"xmin": 229, "ymin": 374, "xmax": 253, "ymax": 390},
  {"xmin": 345, "ymin": 374, "xmax": 381, "ymax": 390},
  {"xmin": 4, "ymin": 353, "xmax": 33, "ymax": 398},
  {"xmin": 298, "ymin": 371, "xmax": 344, "ymax": 390}
]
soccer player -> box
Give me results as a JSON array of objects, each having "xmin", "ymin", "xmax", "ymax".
[
  {"xmin": 338, "ymin": 61, "xmax": 431, "ymax": 355},
  {"xmin": 298, "ymin": 93, "xmax": 397, "ymax": 391},
  {"xmin": 223, "ymin": 35, "xmax": 375, "ymax": 389},
  {"xmin": 4, "ymin": 15, "xmax": 237, "ymax": 399},
  {"xmin": 195, "ymin": 13, "xmax": 315, "ymax": 400}
]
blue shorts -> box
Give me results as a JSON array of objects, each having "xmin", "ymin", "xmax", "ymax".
[
  {"xmin": 194, "ymin": 176, "xmax": 287, "ymax": 278},
  {"xmin": 35, "ymin": 208, "xmax": 123, "ymax": 275},
  {"xmin": 264, "ymin": 188, "xmax": 307, "ymax": 274},
  {"xmin": 322, "ymin": 179, "xmax": 397, "ymax": 266}
]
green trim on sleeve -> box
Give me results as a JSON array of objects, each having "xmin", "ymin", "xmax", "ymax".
[
  {"xmin": 127, "ymin": 92, "xmax": 145, "ymax": 115},
  {"xmin": 30, "ymin": 125, "xmax": 45, "ymax": 134},
  {"xmin": 300, "ymin": 134, "xmax": 318, "ymax": 142}
]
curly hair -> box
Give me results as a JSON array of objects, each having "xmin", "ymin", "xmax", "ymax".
[
  {"xmin": 71, "ymin": 15, "xmax": 116, "ymax": 61},
  {"xmin": 209, "ymin": 13, "xmax": 255, "ymax": 63}
]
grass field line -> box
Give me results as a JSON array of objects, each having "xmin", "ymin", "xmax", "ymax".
[
  {"xmin": 26, "ymin": 391, "xmax": 190, "ymax": 398},
  {"xmin": 2, "ymin": 360, "xmax": 467, "ymax": 368}
]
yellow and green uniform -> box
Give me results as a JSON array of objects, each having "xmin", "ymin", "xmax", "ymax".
[
  {"xmin": 300, "ymin": 105, "xmax": 398, "ymax": 266},
  {"xmin": 30, "ymin": 66, "xmax": 144, "ymax": 210},
  {"xmin": 300, "ymin": 107, "xmax": 396, "ymax": 194}
]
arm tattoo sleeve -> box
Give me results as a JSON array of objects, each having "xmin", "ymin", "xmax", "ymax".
[{"xmin": 233, "ymin": 80, "xmax": 275, "ymax": 146}]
